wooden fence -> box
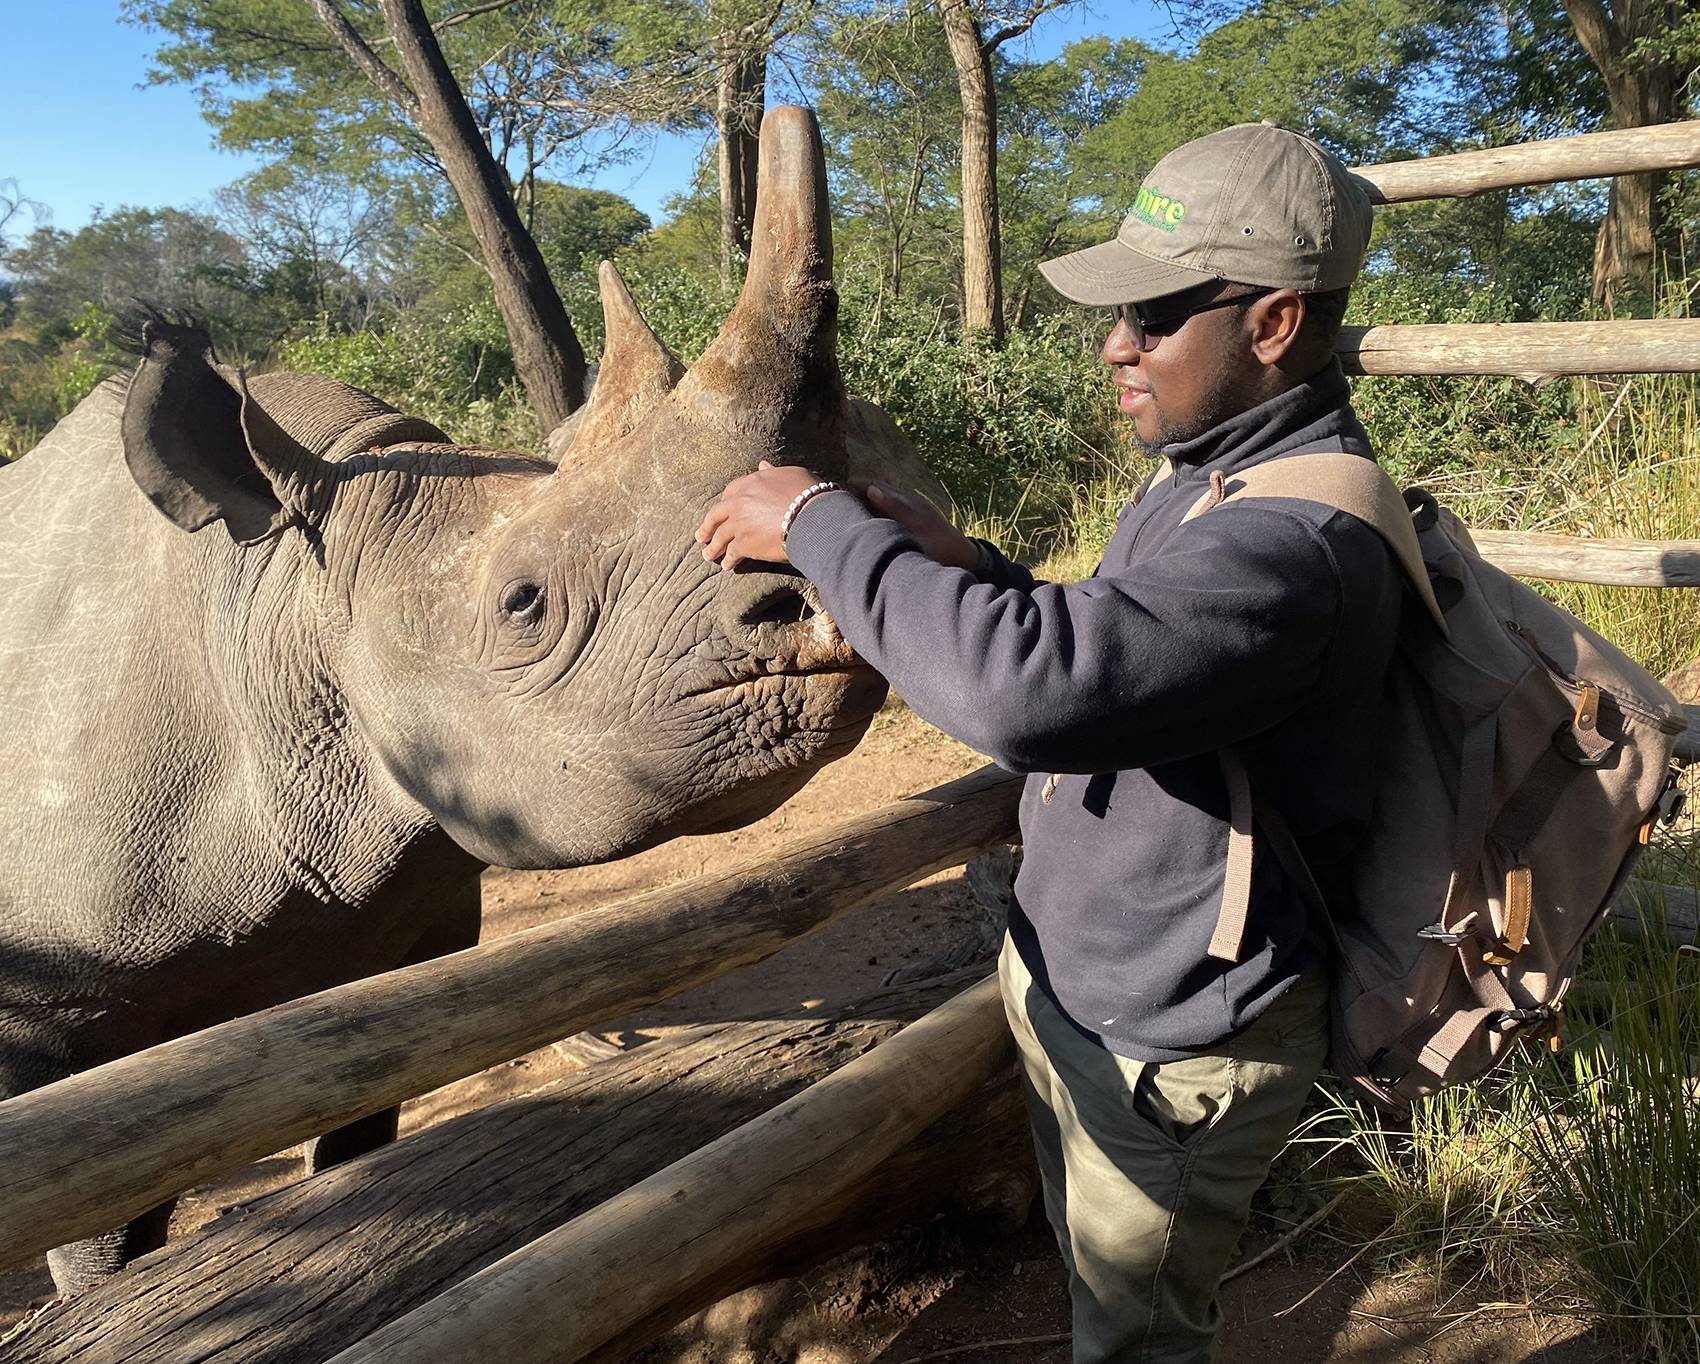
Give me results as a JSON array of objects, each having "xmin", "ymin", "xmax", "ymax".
[{"xmin": 7, "ymin": 116, "xmax": 1700, "ymax": 1364}]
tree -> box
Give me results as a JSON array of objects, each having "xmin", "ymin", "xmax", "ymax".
[
  {"xmin": 0, "ymin": 179, "xmax": 48, "ymax": 253},
  {"xmin": 816, "ymin": 8, "xmax": 961, "ymax": 312},
  {"xmin": 216, "ymin": 163, "xmax": 396, "ymax": 327},
  {"xmin": 714, "ymin": 2, "xmax": 776, "ymax": 281},
  {"xmin": 4, "ymin": 208, "xmax": 258, "ymax": 346},
  {"xmin": 309, "ymin": 0, "xmax": 588, "ymax": 427},
  {"xmin": 1559, "ymin": 0, "xmax": 1696, "ymax": 305},
  {"xmin": 406, "ymin": 182, "xmax": 651, "ymax": 317},
  {"xmin": 936, "ymin": 0, "xmax": 1078, "ymax": 345},
  {"xmin": 997, "ymin": 36, "xmax": 1149, "ymax": 326},
  {"xmin": 130, "ymin": 0, "xmax": 607, "ymax": 427}
]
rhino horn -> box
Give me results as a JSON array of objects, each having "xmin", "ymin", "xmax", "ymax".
[
  {"xmin": 558, "ymin": 262, "xmax": 686, "ymax": 463},
  {"xmin": 673, "ymin": 105, "xmax": 848, "ymax": 475}
]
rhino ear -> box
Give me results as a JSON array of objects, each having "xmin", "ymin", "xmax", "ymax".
[
  {"xmin": 555, "ymin": 262, "xmax": 685, "ymax": 467},
  {"xmin": 671, "ymin": 105, "xmax": 848, "ymax": 476},
  {"xmin": 121, "ymin": 319, "xmax": 332, "ymax": 542}
]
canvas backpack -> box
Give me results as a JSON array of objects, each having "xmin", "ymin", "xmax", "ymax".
[{"xmin": 1185, "ymin": 451, "xmax": 1689, "ymax": 1110}]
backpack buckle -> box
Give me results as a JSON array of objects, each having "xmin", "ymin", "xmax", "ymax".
[
  {"xmin": 1658, "ymin": 775, "xmax": 1687, "ymax": 827},
  {"xmin": 1552, "ymin": 719, "xmax": 1614, "ymax": 768},
  {"xmin": 1486, "ymin": 1005, "xmax": 1551, "ymax": 1032},
  {"xmin": 1417, "ymin": 910, "xmax": 1478, "ymax": 947}
]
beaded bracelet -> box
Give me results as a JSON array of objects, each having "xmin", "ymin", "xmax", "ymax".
[{"xmin": 779, "ymin": 480, "xmax": 842, "ymax": 544}]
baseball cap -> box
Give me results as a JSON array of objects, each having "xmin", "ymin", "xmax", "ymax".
[{"xmin": 1039, "ymin": 122, "xmax": 1374, "ymax": 307}]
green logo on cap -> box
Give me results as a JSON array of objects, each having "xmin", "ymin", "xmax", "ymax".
[{"xmin": 1132, "ymin": 185, "xmax": 1187, "ymax": 233}]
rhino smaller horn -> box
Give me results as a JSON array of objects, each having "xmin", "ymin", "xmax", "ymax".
[{"xmin": 559, "ymin": 262, "xmax": 685, "ymax": 464}]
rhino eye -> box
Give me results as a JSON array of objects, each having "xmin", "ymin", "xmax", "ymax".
[{"xmin": 500, "ymin": 580, "xmax": 545, "ymax": 623}]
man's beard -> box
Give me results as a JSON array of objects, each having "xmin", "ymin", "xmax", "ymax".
[{"xmin": 1132, "ymin": 362, "xmax": 1259, "ymax": 459}]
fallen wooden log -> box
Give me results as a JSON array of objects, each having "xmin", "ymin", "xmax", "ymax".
[
  {"xmin": 1678, "ymin": 704, "xmax": 1700, "ymax": 764},
  {"xmin": 2, "ymin": 970, "xmax": 1031, "ymax": 1364},
  {"xmin": 326, "ymin": 976, "xmax": 1013, "ymax": 1364},
  {"xmin": 1353, "ymin": 121, "xmax": 1700, "ymax": 204},
  {"xmin": 1607, "ymin": 879, "xmax": 1699, "ymax": 946},
  {"xmin": 1470, "ymin": 530, "xmax": 1700, "ymax": 588},
  {"xmin": 0, "ymin": 766, "xmax": 1022, "ymax": 1275},
  {"xmin": 1337, "ymin": 320, "xmax": 1700, "ymax": 379}
]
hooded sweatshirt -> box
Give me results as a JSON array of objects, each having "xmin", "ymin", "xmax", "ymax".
[{"xmin": 784, "ymin": 360, "xmax": 1401, "ymax": 1060}]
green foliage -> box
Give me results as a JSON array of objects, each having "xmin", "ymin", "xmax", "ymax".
[
  {"xmin": 1527, "ymin": 922, "xmax": 1700, "ymax": 1362},
  {"xmin": 1075, "ymin": 0, "xmax": 1482, "ymax": 202},
  {"xmin": 0, "ymin": 303, "xmax": 134, "ymax": 461},
  {"xmin": 832, "ymin": 278, "xmax": 1121, "ymax": 536},
  {"xmin": 1345, "ymin": 271, "xmax": 1583, "ymax": 487},
  {"xmin": 278, "ymin": 300, "xmax": 538, "ymax": 448},
  {"xmin": 4, "ymin": 207, "xmax": 261, "ymax": 353},
  {"xmin": 997, "ymin": 37, "xmax": 1151, "ymax": 324},
  {"xmin": 408, "ymin": 182, "xmax": 651, "ymax": 315}
]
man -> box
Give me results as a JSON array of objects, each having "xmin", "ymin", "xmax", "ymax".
[{"xmin": 696, "ymin": 123, "xmax": 1400, "ymax": 1362}]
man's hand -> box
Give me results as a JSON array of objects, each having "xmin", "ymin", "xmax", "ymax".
[
  {"xmin": 865, "ymin": 483, "xmax": 979, "ymax": 571},
  {"xmin": 696, "ymin": 461, "xmax": 821, "ymax": 570}
]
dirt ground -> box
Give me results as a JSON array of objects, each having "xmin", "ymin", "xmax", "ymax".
[{"xmin": 1, "ymin": 706, "xmax": 1621, "ymax": 1361}]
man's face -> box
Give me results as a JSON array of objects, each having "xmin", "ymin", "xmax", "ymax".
[{"xmin": 1102, "ymin": 282, "xmax": 1267, "ymax": 457}]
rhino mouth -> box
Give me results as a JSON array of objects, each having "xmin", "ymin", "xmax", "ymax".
[{"xmin": 685, "ymin": 662, "xmax": 884, "ymax": 713}]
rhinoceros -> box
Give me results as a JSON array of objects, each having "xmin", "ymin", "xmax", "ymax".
[{"xmin": 0, "ymin": 107, "xmax": 940, "ymax": 1293}]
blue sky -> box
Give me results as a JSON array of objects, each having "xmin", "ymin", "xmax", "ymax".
[{"xmin": 1, "ymin": 1, "xmax": 1174, "ymax": 238}]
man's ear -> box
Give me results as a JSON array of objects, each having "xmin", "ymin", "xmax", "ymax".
[
  {"xmin": 121, "ymin": 319, "xmax": 331, "ymax": 543},
  {"xmin": 1247, "ymin": 289, "xmax": 1306, "ymax": 368}
]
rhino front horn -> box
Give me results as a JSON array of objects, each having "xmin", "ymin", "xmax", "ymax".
[{"xmin": 674, "ymin": 104, "xmax": 848, "ymax": 475}]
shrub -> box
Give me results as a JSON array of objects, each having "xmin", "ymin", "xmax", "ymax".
[
  {"xmin": 277, "ymin": 300, "xmax": 538, "ymax": 449},
  {"xmin": 1525, "ymin": 922, "xmax": 1700, "ymax": 1362}
]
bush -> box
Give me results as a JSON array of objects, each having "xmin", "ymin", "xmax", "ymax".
[
  {"xmin": 277, "ymin": 300, "xmax": 539, "ymax": 449},
  {"xmin": 1526, "ymin": 925, "xmax": 1700, "ymax": 1363},
  {"xmin": 832, "ymin": 279, "xmax": 1125, "ymax": 546}
]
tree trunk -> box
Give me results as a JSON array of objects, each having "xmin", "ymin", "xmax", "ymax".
[
  {"xmin": 939, "ymin": 0, "xmax": 1005, "ymax": 345},
  {"xmin": 716, "ymin": 39, "xmax": 767, "ymax": 283},
  {"xmin": 1561, "ymin": 0, "xmax": 1684, "ymax": 308},
  {"xmin": 3, "ymin": 971, "xmax": 1033, "ymax": 1364},
  {"xmin": 318, "ymin": 0, "xmax": 589, "ymax": 430}
]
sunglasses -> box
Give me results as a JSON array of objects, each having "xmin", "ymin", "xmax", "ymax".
[{"xmin": 1110, "ymin": 288, "xmax": 1274, "ymax": 352}]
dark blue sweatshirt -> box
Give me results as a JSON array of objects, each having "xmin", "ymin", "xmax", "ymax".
[{"xmin": 785, "ymin": 361, "xmax": 1400, "ymax": 1060}]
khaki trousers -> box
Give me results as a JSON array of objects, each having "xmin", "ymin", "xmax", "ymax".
[{"xmin": 998, "ymin": 935, "xmax": 1328, "ymax": 1364}]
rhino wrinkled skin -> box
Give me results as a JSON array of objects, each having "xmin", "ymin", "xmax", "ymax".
[{"xmin": 0, "ymin": 107, "xmax": 943, "ymax": 1291}]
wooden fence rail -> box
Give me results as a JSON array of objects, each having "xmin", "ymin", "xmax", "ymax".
[
  {"xmin": 325, "ymin": 977, "xmax": 1013, "ymax": 1364},
  {"xmin": 1353, "ymin": 121, "xmax": 1700, "ymax": 204},
  {"xmin": 1336, "ymin": 319, "xmax": 1700, "ymax": 378},
  {"xmin": 0, "ymin": 767, "xmax": 1023, "ymax": 1276},
  {"xmin": 1473, "ymin": 531, "xmax": 1700, "ymax": 588}
]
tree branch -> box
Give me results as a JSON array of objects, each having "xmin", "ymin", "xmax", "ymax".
[
  {"xmin": 434, "ymin": 0, "xmax": 526, "ymax": 34},
  {"xmin": 311, "ymin": 0, "xmax": 421, "ymax": 119},
  {"xmin": 978, "ymin": 0, "xmax": 1076, "ymax": 55},
  {"xmin": 1562, "ymin": 0, "xmax": 1628, "ymax": 85}
]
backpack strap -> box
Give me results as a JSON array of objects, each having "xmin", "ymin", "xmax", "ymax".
[
  {"xmin": 1130, "ymin": 458, "xmax": 1173, "ymax": 508},
  {"xmin": 1210, "ymin": 748, "xmax": 1348, "ymax": 966},
  {"xmin": 1198, "ymin": 452, "xmax": 1447, "ymax": 966},
  {"xmin": 1181, "ymin": 451, "xmax": 1449, "ymax": 636},
  {"xmin": 1208, "ymin": 749, "xmax": 1258, "ymax": 961}
]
